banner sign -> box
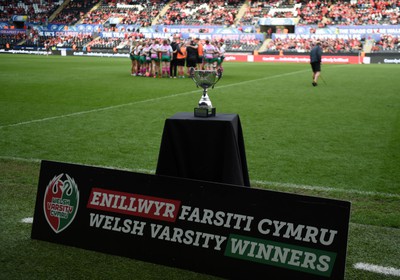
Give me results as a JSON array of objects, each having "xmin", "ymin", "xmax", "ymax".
[
  {"xmin": 37, "ymin": 23, "xmax": 104, "ymax": 33},
  {"xmin": 21, "ymin": 24, "xmax": 258, "ymax": 38},
  {"xmin": 32, "ymin": 160, "xmax": 350, "ymax": 279},
  {"xmin": 38, "ymin": 31, "xmax": 93, "ymax": 37},
  {"xmin": 99, "ymin": 31, "xmax": 264, "ymax": 41},
  {"xmin": 12, "ymin": 15, "xmax": 28, "ymax": 22},
  {"xmin": 273, "ymin": 33, "xmax": 381, "ymax": 41},
  {"xmin": 154, "ymin": 25, "xmax": 256, "ymax": 34},
  {"xmin": 255, "ymin": 54, "xmax": 359, "ymax": 64},
  {"xmin": 1, "ymin": 21, "xmax": 399, "ymax": 39},
  {"xmin": 258, "ymin": 18, "xmax": 299, "ymax": 26},
  {"xmin": 0, "ymin": 29, "xmax": 26, "ymax": 35},
  {"xmin": 295, "ymin": 25, "xmax": 400, "ymax": 37},
  {"xmin": 368, "ymin": 53, "xmax": 400, "ymax": 64},
  {"xmin": 108, "ymin": 17, "xmax": 121, "ymax": 25},
  {"xmin": 145, "ymin": 32, "xmax": 264, "ymax": 41},
  {"xmin": 218, "ymin": 53, "xmax": 359, "ymax": 64}
]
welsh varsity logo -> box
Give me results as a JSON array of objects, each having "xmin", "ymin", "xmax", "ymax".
[{"xmin": 43, "ymin": 174, "xmax": 79, "ymax": 233}]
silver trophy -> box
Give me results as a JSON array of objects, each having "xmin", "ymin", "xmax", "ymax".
[{"xmin": 190, "ymin": 67, "xmax": 222, "ymax": 117}]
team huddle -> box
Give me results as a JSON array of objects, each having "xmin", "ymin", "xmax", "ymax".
[{"xmin": 130, "ymin": 37, "xmax": 226, "ymax": 78}]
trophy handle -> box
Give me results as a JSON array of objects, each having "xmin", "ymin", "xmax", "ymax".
[
  {"xmin": 212, "ymin": 68, "xmax": 223, "ymax": 89},
  {"xmin": 189, "ymin": 67, "xmax": 198, "ymax": 87}
]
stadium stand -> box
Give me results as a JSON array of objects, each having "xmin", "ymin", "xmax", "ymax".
[
  {"xmin": 0, "ymin": 32, "xmax": 27, "ymax": 49},
  {"xmin": 159, "ymin": 0, "xmax": 243, "ymax": 26},
  {"xmin": 50, "ymin": 0, "xmax": 101, "ymax": 25},
  {"xmin": 0, "ymin": 0, "xmax": 63, "ymax": 24},
  {"xmin": 0, "ymin": 0, "xmax": 399, "ymax": 55},
  {"xmin": 371, "ymin": 34, "xmax": 400, "ymax": 51},
  {"xmin": 81, "ymin": 0, "xmax": 167, "ymax": 26},
  {"xmin": 263, "ymin": 37, "xmax": 363, "ymax": 53},
  {"xmin": 295, "ymin": 0, "xmax": 399, "ymax": 26}
]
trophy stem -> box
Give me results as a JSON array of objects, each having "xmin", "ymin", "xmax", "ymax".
[{"xmin": 199, "ymin": 92, "xmax": 213, "ymax": 108}]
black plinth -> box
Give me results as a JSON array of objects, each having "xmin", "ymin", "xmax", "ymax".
[{"xmin": 156, "ymin": 112, "xmax": 250, "ymax": 187}]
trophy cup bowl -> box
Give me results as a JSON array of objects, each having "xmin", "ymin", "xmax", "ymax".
[{"xmin": 190, "ymin": 67, "xmax": 222, "ymax": 117}]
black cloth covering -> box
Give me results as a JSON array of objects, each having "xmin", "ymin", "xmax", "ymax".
[{"xmin": 156, "ymin": 112, "xmax": 250, "ymax": 187}]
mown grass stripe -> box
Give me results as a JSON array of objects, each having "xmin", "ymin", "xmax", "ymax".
[
  {"xmin": 0, "ymin": 69, "xmax": 310, "ymax": 130},
  {"xmin": 2, "ymin": 155, "xmax": 399, "ymax": 200}
]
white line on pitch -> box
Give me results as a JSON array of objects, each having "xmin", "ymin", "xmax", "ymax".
[
  {"xmin": 252, "ymin": 180, "xmax": 400, "ymax": 199},
  {"xmin": 354, "ymin": 262, "xmax": 400, "ymax": 277},
  {"xmin": 0, "ymin": 69, "xmax": 308, "ymax": 130},
  {"xmin": 21, "ymin": 217, "xmax": 33, "ymax": 224},
  {"xmin": 0, "ymin": 90, "xmax": 197, "ymax": 129},
  {"xmin": 2, "ymin": 155, "xmax": 399, "ymax": 200}
]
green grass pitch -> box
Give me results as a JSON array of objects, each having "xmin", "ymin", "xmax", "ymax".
[{"xmin": 0, "ymin": 54, "xmax": 399, "ymax": 279}]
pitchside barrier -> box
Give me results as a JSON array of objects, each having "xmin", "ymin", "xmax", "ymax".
[
  {"xmin": 2, "ymin": 49, "xmax": 399, "ymax": 64},
  {"xmin": 32, "ymin": 160, "xmax": 351, "ymax": 279}
]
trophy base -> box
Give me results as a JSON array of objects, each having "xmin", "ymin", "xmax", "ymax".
[{"xmin": 194, "ymin": 107, "xmax": 216, "ymax": 118}]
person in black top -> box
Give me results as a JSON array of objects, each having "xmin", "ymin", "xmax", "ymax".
[
  {"xmin": 186, "ymin": 39, "xmax": 198, "ymax": 70},
  {"xmin": 169, "ymin": 37, "xmax": 179, "ymax": 78},
  {"xmin": 310, "ymin": 41, "xmax": 322, "ymax": 86}
]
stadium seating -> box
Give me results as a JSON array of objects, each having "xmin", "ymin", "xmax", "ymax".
[
  {"xmin": 160, "ymin": 0, "xmax": 242, "ymax": 26},
  {"xmin": 81, "ymin": 0, "xmax": 166, "ymax": 26},
  {"xmin": 0, "ymin": 0, "xmax": 63, "ymax": 23},
  {"xmin": 50, "ymin": 0, "xmax": 101, "ymax": 25},
  {"xmin": 0, "ymin": 0, "xmax": 399, "ymax": 53}
]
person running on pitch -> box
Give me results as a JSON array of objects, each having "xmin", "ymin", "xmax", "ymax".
[{"xmin": 310, "ymin": 41, "xmax": 322, "ymax": 86}]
